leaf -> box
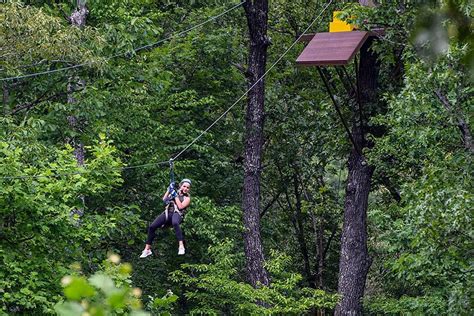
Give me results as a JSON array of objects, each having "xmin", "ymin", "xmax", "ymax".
[
  {"xmin": 64, "ymin": 277, "xmax": 96, "ymax": 301},
  {"xmin": 89, "ymin": 273, "xmax": 116, "ymax": 295},
  {"xmin": 107, "ymin": 290, "xmax": 128, "ymax": 309},
  {"xmin": 54, "ymin": 301, "xmax": 84, "ymax": 316}
]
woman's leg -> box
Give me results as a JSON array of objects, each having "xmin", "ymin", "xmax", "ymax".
[
  {"xmin": 172, "ymin": 213, "xmax": 185, "ymax": 254},
  {"xmin": 171, "ymin": 212, "xmax": 184, "ymax": 242},
  {"xmin": 144, "ymin": 212, "xmax": 167, "ymax": 249}
]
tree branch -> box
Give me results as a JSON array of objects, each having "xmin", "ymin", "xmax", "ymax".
[
  {"xmin": 379, "ymin": 173, "xmax": 401, "ymax": 202},
  {"xmin": 231, "ymin": 62, "xmax": 251, "ymax": 78},
  {"xmin": 1, "ymin": 232, "xmax": 35, "ymax": 244},
  {"xmin": 59, "ymin": 6, "xmax": 72, "ymax": 23},
  {"xmin": 12, "ymin": 86, "xmax": 84, "ymax": 115},
  {"xmin": 322, "ymin": 226, "xmax": 337, "ymax": 261},
  {"xmin": 435, "ymin": 89, "xmax": 474, "ymax": 154},
  {"xmin": 260, "ymin": 190, "xmax": 282, "ymax": 218}
]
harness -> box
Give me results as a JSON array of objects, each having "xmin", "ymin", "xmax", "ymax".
[
  {"xmin": 163, "ymin": 158, "xmax": 189, "ymax": 222},
  {"xmin": 164, "ymin": 194, "xmax": 188, "ymax": 221}
]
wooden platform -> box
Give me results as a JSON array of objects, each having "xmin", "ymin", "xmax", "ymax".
[{"xmin": 296, "ymin": 31, "xmax": 369, "ymax": 66}]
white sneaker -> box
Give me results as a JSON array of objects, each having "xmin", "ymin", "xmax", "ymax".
[
  {"xmin": 178, "ymin": 246, "xmax": 185, "ymax": 255},
  {"xmin": 140, "ymin": 249, "xmax": 152, "ymax": 258}
]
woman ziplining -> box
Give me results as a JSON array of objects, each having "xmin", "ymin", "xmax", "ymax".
[{"xmin": 139, "ymin": 178, "xmax": 192, "ymax": 257}]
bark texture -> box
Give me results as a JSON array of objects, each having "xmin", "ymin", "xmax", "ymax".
[
  {"xmin": 67, "ymin": 1, "xmax": 88, "ymax": 221},
  {"xmin": 67, "ymin": 1, "xmax": 88, "ymax": 165},
  {"xmin": 70, "ymin": 1, "xmax": 88, "ymax": 28},
  {"xmin": 242, "ymin": 0, "xmax": 270, "ymax": 288},
  {"xmin": 3, "ymin": 83, "xmax": 9, "ymax": 115},
  {"xmin": 335, "ymin": 37, "xmax": 378, "ymax": 315}
]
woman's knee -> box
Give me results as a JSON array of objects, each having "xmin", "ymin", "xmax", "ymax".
[
  {"xmin": 172, "ymin": 217, "xmax": 182, "ymax": 227},
  {"xmin": 147, "ymin": 225, "xmax": 154, "ymax": 233},
  {"xmin": 148, "ymin": 221, "xmax": 161, "ymax": 232}
]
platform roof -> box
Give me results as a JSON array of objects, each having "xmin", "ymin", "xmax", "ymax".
[{"xmin": 296, "ymin": 31, "xmax": 369, "ymax": 66}]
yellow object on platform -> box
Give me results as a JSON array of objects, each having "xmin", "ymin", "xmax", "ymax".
[{"xmin": 329, "ymin": 11, "xmax": 355, "ymax": 32}]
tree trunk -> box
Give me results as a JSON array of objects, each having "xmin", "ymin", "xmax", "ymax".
[
  {"xmin": 70, "ymin": 0, "xmax": 88, "ymax": 28},
  {"xmin": 315, "ymin": 215, "xmax": 324, "ymax": 288},
  {"xmin": 335, "ymin": 132, "xmax": 374, "ymax": 315},
  {"xmin": 67, "ymin": 79, "xmax": 86, "ymax": 165},
  {"xmin": 67, "ymin": 1, "xmax": 88, "ymax": 165},
  {"xmin": 359, "ymin": 0, "xmax": 377, "ymax": 7},
  {"xmin": 67, "ymin": 1, "xmax": 88, "ymax": 221},
  {"xmin": 3, "ymin": 83, "xmax": 9, "ymax": 115},
  {"xmin": 335, "ymin": 37, "xmax": 378, "ymax": 315},
  {"xmin": 303, "ymin": 176, "xmax": 335, "ymax": 290},
  {"xmin": 242, "ymin": 0, "xmax": 270, "ymax": 288},
  {"xmin": 292, "ymin": 168, "xmax": 312, "ymax": 286}
]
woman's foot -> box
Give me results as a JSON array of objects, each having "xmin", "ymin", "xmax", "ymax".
[
  {"xmin": 178, "ymin": 246, "xmax": 185, "ymax": 255},
  {"xmin": 140, "ymin": 249, "xmax": 152, "ymax": 258}
]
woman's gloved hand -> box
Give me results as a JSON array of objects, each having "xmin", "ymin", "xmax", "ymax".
[
  {"xmin": 168, "ymin": 182, "xmax": 176, "ymax": 193},
  {"xmin": 169, "ymin": 189, "xmax": 178, "ymax": 198}
]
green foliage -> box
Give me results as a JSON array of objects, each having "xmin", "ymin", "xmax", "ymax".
[
  {"xmin": 145, "ymin": 290, "xmax": 178, "ymax": 316},
  {"xmin": 128, "ymin": 196, "xmax": 243, "ymax": 308},
  {"xmin": 367, "ymin": 159, "xmax": 473, "ymax": 314},
  {"xmin": 364, "ymin": 28, "xmax": 473, "ymax": 314},
  {"xmin": 87, "ymin": 0, "xmax": 164, "ymax": 54},
  {"xmin": 184, "ymin": 197, "xmax": 243, "ymax": 244},
  {"xmin": 340, "ymin": 1, "xmax": 473, "ymax": 79},
  {"xmin": 410, "ymin": 0, "xmax": 473, "ymax": 79},
  {"xmin": 0, "ymin": 117, "xmax": 124, "ymax": 313},
  {"xmin": 170, "ymin": 240, "xmax": 339, "ymax": 315},
  {"xmin": 55, "ymin": 254, "xmax": 152, "ymax": 316},
  {"xmin": 365, "ymin": 295, "xmax": 447, "ymax": 315},
  {"xmin": 2, "ymin": 0, "xmax": 472, "ymax": 314},
  {"xmin": 0, "ymin": 2, "xmax": 106, "ymax": 77},
  {"xmin": 333, "ymin": 3, "xmax": 474, "ymax": 314}
]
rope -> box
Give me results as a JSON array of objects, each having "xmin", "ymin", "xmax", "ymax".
[
  {"xmin": 0, "ymin": 1, "xmax": 245, "ymax": 82},
  {"xmin": 171, "ymin": 0, "xmax": 333, "ymax": 161}
]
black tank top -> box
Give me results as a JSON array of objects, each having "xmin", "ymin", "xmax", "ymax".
[{"xmin": 177, "ymin": 193, "xmax": 189, "ymax": 214}]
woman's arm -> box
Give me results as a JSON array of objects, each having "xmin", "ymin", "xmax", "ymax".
[
  {"xmin": 174, "ymin": 196, "xmax": 190, "ymax": 210},
  {"xmin": 162, "ymin": 190, "xmax": 170, "ymax": 201}
]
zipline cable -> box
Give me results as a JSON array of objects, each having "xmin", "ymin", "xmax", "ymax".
[
  {"xmin": 1, "ymin": 160, "xmax": 171, "ymax": 180},
  {"xmin": 2, "ymin": 171, "xmax": 85, "ymax": 180},
  {"xmin": 121, "ymin": 161, "xmax": 170, "ymax": 170},
  {"xmin": 1, "ymin": 0, "xmax": 333, "ymax": 180},
  {"xmin": 171, "ymin": 0, "xmax": 333, "ymax": 161},
  {"xmin": 0, "ymin": 1, "xmax": 245, "ymax": 82}
]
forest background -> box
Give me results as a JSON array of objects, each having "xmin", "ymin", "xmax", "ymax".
[{"xmin": 1, "ymin": 0, "xmax": 472, "ymax": 315}]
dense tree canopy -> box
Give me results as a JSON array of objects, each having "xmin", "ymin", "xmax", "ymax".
[{"xmin": 1, "ymin": 0, "xmax": 472, "ymax": 315}]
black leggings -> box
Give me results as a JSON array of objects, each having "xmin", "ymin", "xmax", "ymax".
[{"xmin": 146, "ymin": 212, "xmax": 184, "ymax": 244}]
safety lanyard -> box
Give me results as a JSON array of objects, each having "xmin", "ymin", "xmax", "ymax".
[{"xmin": 169, "ymin": 158, "xmax": 175, "ymax": 185}]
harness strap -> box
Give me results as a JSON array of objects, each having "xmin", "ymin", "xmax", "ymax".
[
  {"xmin": 165, "ymin": 159, "xmax": 176, "ymax": 222},
  {"xmin": 164, "ymin": 195, "xmax": 186, "ymax": 221}
]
